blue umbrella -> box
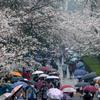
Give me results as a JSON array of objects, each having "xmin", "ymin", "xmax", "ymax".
[
  {"xmin": 76, "ymin": 61, "xmax": 84, "ymax": 68},
  {"xmin": 74, "ymin": 69, "xmax": 88, "ymax": 77},
  {"xmin": 11, "ymin": 81, "xmax": 28, "ymax": 89}
]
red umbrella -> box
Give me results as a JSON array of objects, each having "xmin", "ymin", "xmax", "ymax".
[
  {"xmin": 83, "ymin": 85, "xmax": 97, "ymax": 92},
  {"xmin": 40, "ymin": 66, "xmax": 50, "ymax": 71},
  {"xmin": 60, "ymin": 85, "xmax": 73, "ymax": 90}
]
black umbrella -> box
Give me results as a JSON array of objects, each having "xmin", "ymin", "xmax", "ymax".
[
  {"xmin": 82, "ymin": 72, "xmax": 97, "ymax": 81},
  {"xmin": 75, "ymin": 82, "xmax": 90, "ymax": 88}
]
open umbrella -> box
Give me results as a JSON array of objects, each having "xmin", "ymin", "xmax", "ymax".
[
  {"xmin": 75, "ymin": 82, "xmax": 90, "ymax": 88},
  {"xmin": 49, "ymin": 71, "xmax": 59, "ymax": 76},
  {"xmin": 70, "ymin": 57, "xmax": 78, "ymax": 62},
  {"xmin": 11, "ymin": 85, "xmax": 23, "ymax": 95},
  {"xmin": 62, "ymin": 87, "xmax": 76, "ymax": 93},
  {"xmin": 0, "ymin": 93, "xmax": 12, "ymax": 100},
  {"xmin": 83, "ymin": 85, "xmax": 97, "ymax": 92},
  {"xmin": 40, "ymin": 66, "xmax": 50, "ymax": 71},
  {"xmin": 11, "ymin": 81, "xmax": 28, "ymax": 88},
  {"xmin": 76, "ymin": 61, "xmax": 84, "ymax": 68},
  {"xmin": 60, "ymin": 85, "xmax": 73, "ymax": 90},
  {"xmin": 82, "ymin": 72, "xmax": 97, "ymax": 81},
  {"xmin": 39, "ymin": 74, "xmax": 49, "ymax": 78},
  {"xmin": 46, "ymin": 76, "xmax": 60, "ymax": 80},
  {"xmin": 47, "ymin": 88, "xmax": 63, "ymax": 100},
  {"xmin": 94, "ymin": 76, "xmax": 100, "ymax": 81},
  {"xmin": 32, "ymin": 70, "xmax": 44, "ymax": 75},
  {"xmin": 10, "ymin": 71, "xmax": 22, "ymax": 77},
  {"xmin": 74, "ymin": 69, "xmax": 88, "ymax": 76}
]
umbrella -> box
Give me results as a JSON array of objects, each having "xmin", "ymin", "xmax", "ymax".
[
  {"xmin": 70, "ymin": 57, "xmax": 78, "ymax": 62},
  {"xmin": 0, "ymin": 93, "xmax": 12, "ymax": 100},
  {"xmin": 11, "ymin": 81, "xmax": 28, "ymax": 88},
  {"xmin": 40, "ymin": 66, "xmax": 50, "ymax": 71},
  {"xmin": 94, "ymin": 76, "xmax": 100, "ymax": 81},
  {"xmin": 82, "ymin": 72, "xmax": 97, "ymax": 81},
  {"xmin": 62, "ymin": 87, "xmax": 76, "ymax": 93},
  {"xmin": 10, "ymin": 71, "xmax": 22, "ymax": 77},
  {"xmin": 3, "ymin": 93, "xmax": 12, "ymax": 98},
  {"xmin": 49, "ymin": 72, "xmax": 59, "ymax": 76},
  {"xmin": 46, "ymin": 76, "xmax": 60, "ymax": 80},
  {"xmin": 39, "ymin": 74, "xmax": 49, "ymax": 78},
  {"xmin": 83, "ymin": 85, "xmax": 97, "ymax": 92},
  {"xmin": 76, "ymin": 61, "xmax": 84, "ymax": 68},
  {"xmin": 47, "ymin": 88, "xmax": 63, "ymax": 99},
  {"xmin": 74, "ymin": 69, "xmax": 88, "ymax": 76},
  {"xmin": 11, "ymin": 85, "xmax": 23, "ymax": 95},
  {"xmin": 75, "ymin": 82, "xmax": 90, "ymax": 88},
  {"xmin": 60, "ymin": 85, "xmax": 73, "ymax": 90},
  {"xmin": 32, "ymin": 70, "xmax": 44, "ymax": 75}
]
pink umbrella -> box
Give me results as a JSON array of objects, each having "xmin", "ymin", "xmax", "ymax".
[{"xmin": 83, "ymin": 85, "xmax": 97, "ymax": 92}]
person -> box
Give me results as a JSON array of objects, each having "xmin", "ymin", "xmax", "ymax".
[
  {"xmin": 62, "ymin": 61, "xmax": 67, "ymax": 78},
  {"xmin": 83, "ymin": 91, "xmax": 92, "ymax": 100},
  {"xmin": 68, "ymin": 62, "xmax": 76, "ymax": 79}
]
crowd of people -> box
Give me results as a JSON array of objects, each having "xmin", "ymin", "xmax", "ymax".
[{"xmin": 0, "ymin": 50, "xmax": 100, "ymax": 100}]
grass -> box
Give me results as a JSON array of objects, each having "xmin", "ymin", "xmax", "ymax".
[{"xmin": 83, "ymin": 56, "xmax": 100, "ymax": 75}]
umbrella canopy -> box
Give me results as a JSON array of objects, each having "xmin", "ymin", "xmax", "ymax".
[
  {"xmin": 3, "ymin": 93, "xmax": 12, "ymax": 98},
  {"xmin": 82, "ymin": 72, "xmax": 97, "ymax": 81},
  {"xmin": 83, "ymin": 85, "xmax": 97, "ymax": 92},
  {"xmin": 0, "ymin": 93, "xmax": 12, "ymax": 100},
  {"xmin": 76, "ymin": 61, "xmax": 84, "ymax": 68},
  {"xmin": 74, "ymin": 69, "xmax": 88, "ymax": 76},
  {"xmin": 46, "ymin": 76, "xmax": 60, "ymax": 80},
  {"xmin": 11, "ymin": 85, "xmax": 23, "ymax": 95},
  {"xmin": 11, "ymin": 81, "xmax": 28, "ymax": 88},
  {"xmin": 47, "ymin": 88, "xmax": 63, "ymax": 100},
  {"xmin": 60, "ymin": 85, "xmax": 73, "ymax": 90},
  {"xmin": 10, "ymin": 71, "xmax": 22, "ymax": 77},
  {"xmin": 75, "ymin": 82, "xmax": 90, "ymax": 88},
  {"xmin": 32, "ymin": 70, "xmax": 44, "ymax": 75},
  {"xmin": 70, "ymin": 57, "xmax": 78, "ymax": 62},
  {"xmin": 49, "ymin": 71, "xmax": 59, "ymax": 76},
  {"xmin": 94, "ymin": 76, "xmax": 100, "ymax": 81},
  {"xmin": 40, "ymin": 66, "xmax": 50, "ymax": 71},
  {"xmin": 62, "ymin": 87, "xmax": 76, "ymax": 93},
  {"xmin": 39, "ymin": 74, "xmax": 49, "ymax": 78}
]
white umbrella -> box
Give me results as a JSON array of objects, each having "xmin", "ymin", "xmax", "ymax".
[
  {"xmin": 39, "ymin": 74, "xmax": 49, "ymax": 78},
  {"xmin": 32, "ymin": 71, "xmax": 44, "ymax": 75},
  {"xmin": 70, "ymin": 57, "xmax": 78, "ymax": 62},
  {"xmin": 46, "ymin": 75, "xmax": 60, "ymax": 79},
  {"xmin": 62, "ymin": 87, "xmax": 76, "ymax": 93},
  {"xmin": 47, "ymin": 88, "xmax": 63, "ymax": 99},
  {"xmin": 94, "ymin": 76, "xmax": 100, "ymax": 81}
]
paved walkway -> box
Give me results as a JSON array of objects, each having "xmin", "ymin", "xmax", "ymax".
[{"xmin": 57, "ymin": 59, "xmax": 78, "ymax": 86}]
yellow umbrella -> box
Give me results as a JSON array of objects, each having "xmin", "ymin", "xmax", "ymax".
[{"xmin": 10, "ymin": 71, "xmax": 22, "ymax": 77}]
